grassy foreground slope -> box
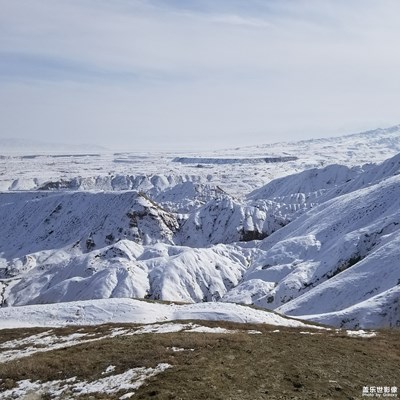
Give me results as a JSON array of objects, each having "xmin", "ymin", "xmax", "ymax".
[{"xmin": 0, "ymin": 321, "xmax": 399, "ymax": 400}]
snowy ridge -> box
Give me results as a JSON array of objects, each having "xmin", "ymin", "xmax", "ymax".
[
  {"xmin": 0, "ymin": 298, "xmax": 314, "ymax": 329},
  {"xmin": 247, "ymin": 124, "xmax": 400, "ymax": 154},
  {"xmin": 318, "ymin": 152, "xmax": 400, "ymax": 202},
  {"xmin": 172, "ymin": 156, "xmax": 298, "ymax": 164},
  {"xmin": 153, "ymin": 181, "xmax": 228, "ymax": 213},
  {"xmin": 297, "ymin": 286, "xmax": 400, "ymax": 329},
  {"xmin": 0, "ymin": 191, "xmax": 179, "ymax": 260},
  {"xmin": 37, "ymin": 174, "xmax": 205, "ymax": 193},
  {"xmin": 247, "ymin": 164, "xmax": 364, "ymax": 201},
  {"xmin": 178, "ymin": 196, "xmax": 288, "ymax": 246}
]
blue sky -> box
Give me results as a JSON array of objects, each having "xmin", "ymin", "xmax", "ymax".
[{"xmin": 1, "ymin": 0, "xmax": 400, "ymax": 151}]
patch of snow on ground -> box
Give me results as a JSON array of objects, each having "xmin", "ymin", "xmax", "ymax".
[
  {"xmin": 169, "ymin": 347, "xmax": 194, "ymax": 352},
  {"xmin": 109, "ymin": 328, "xmax": 131, "ymax": 337},
  {"xmin": 0, "ymin": 320, "xmax": 274, "ymax": 364},
  {"xmin": 186, "ymin": 326, "xmax": 236, "ymax": 334},
  {"xmin": 0, "ymin": 331, "xmax": 101, "ymax": 363},
  {"xmin": 133, "ymin": 322, "xmax": 192, "ymax": 334},
  {"xmin": 0, "ymin": 364, "xmax": 171, "ymax": 399},
  {"xmin": 102, "ymin": 365, "xmax": 116, "ymax": 374},
  {"xmin": 72, "ymin": 364, "xmax": 171, "ymax": 396},
  {"xmin": 346, "ymin": 330, "xmax": 377, "ymax": 338}
]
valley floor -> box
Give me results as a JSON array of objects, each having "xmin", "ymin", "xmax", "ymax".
[{"xmin": 0, "ymin": 320, "xmax": 398, "ymax": 400}]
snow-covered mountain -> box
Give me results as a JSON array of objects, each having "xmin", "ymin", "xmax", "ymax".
[{"xmin": 1, "ymin": 126, "xmax": 400, "ymax": 329}]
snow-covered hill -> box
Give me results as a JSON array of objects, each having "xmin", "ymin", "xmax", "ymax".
[
  {"xmin": 0, "ymin": 298, "xmax": 315, "ymax": 329},
  {"xmin": 224, "ymin": 164, "xmax": 400, "ymax": 328},
  {"xmin": 247, "ymin": 164, "xmax": 364, "ymax": 202},
  {"xmin": 1, "ymin": 126, "xmax": 400, "ymax": 329},
  {"xmin": 0, "ymin": 191, "xmax": 179, "ymax": 259}
]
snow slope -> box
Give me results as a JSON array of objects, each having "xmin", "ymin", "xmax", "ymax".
[
  {"xmin": 0, "ymin": 191, "xmax": 179, "ymax": 260},
  {"xmin": 0, "ymin": 298, "xmax": 314, "ymax": 329},
  {"xmin": 296, "ymin": 286, "xmax": 400, "ymax": 329},
  {"xmin": 224, "ymin": 170, "xmax": 400, "ymax": 328},
  {"xmin": 247, "ymin": 164, "xmax": 364, "ymax": 202}
]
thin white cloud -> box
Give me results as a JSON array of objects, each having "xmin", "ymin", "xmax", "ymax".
[
  {"xmin": 0, "ymin": 0, "xmax": 400, "ymax": 150},
  {"xmin": 207, "ymin": 14, "xmax": 271, "ymax": 28}
]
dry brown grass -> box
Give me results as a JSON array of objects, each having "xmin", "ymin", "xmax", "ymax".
[
  {"xmin": 0, "ymin": 321, "xmax": 399, "ymax": 400},
  {"xmin": 0, "ymin": 327, "xmax": 52, "ymax": 346}
]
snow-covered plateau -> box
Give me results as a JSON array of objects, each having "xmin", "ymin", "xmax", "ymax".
[{"xmin": 1, "ymin": 125, "xmax": 400, "ymax": 329}]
